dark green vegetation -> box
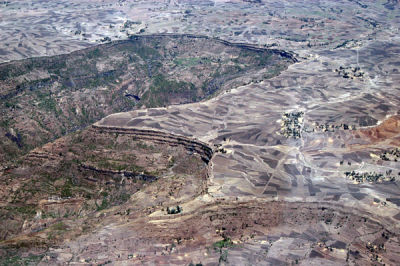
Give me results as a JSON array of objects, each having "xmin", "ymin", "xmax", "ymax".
[
  {"xmin": 0, "ymin": 34, "xmax": 295, "ymax": 164},
  {"xmin": 0, "ymin": 253, "xmax": 44, "ymax": 266},
  {"xmin": 166, "ymin": 205, "xmax": 182, "ymax": 214},
  {"xmin": 213, "ymin": 237, "xmax": 234, "ymax": 249},
  {"xmin": 213, "ymin": 237, "xmax": 235, "ymax": 265}
]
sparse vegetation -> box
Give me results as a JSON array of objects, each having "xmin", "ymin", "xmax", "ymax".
[
  {"xmin": 0, "ymin": 35, "xmax": 293, "ymax": 165},
  {"xmin": 213, "ymin": 237, "xmax": 234, "ymax": 265},
  {"xmin": 1, "ymin": 0, "xmax": 399, "ymax": 264},
  {"xmin": 213, "ymin": 238, "xmax": 234, "ymax": 249},
  {"xmin": 0, "ymin": 253, "xmax": 45, "ymax": 266},
  {"xmin": 52, "ymin": 222, "xmax": 68, "ymax": 231},
  {"xmin": 96, "ymin": 197, "xmax": 109, "ymax": 211}
]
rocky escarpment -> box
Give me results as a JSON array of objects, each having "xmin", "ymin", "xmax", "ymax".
[
  {"xmin": 0, "ymin": 119, "xmax": 211, "ymax": 254},
  {"xmin": 91, "ymin": 124, "xmax": 214, "ymax": 163},
  {"xmin": 0, "ymin": 33, "xmax": 294, "ymax": 165},
  {"xmin": 128, "ymin": 33, "xmax": 298, "ymax": 62},
  {"xmin": 79, "ymin": 163, "xmax": 158, "ymax": 182}
]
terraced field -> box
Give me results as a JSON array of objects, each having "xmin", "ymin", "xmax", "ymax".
[{"xmin": 0, "ymin": 0, "xmax": 400, "ymax": 265}]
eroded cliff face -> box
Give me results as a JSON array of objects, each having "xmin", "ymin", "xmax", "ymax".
[
  {"xmin": 1, "ymin": 121, "xmax": 399, "ymax": 265},
  {"xmin": 0, "ymin": 34, "xmax": 295, "ymax": 165},
  {"xmin": 0, "ymin": 125, "xmax": 212, "ymax": 255},
  {"xmin": 91, "ymin": 124, "xmax": 214, "ymax": 163}
]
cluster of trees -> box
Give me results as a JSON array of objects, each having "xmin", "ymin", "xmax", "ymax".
[
  {"xmin": 345, "ymin": 171, "xmax": 396, "ymax": 183},
  {"xmin": 167, "ymin": 205, "xmax": 182, "ymax": 214},
  {"xmin": 380, "ymin": 148, "xmax": 400, "ymax": 162}
]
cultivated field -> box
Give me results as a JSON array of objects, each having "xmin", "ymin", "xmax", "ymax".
[{"xmin": 0, "ymin": 0, "xmax": 399, "ymax": 265}]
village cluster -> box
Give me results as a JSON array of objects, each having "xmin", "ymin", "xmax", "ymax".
[
  {"xmin": 379, "ymin": 147, "xmax": 400, "ymax": 162},
  {"xmin": 344, "ymin": 171, "xmax": 397, "ymax": 183},
  {"xmin": 280, "ymin": 111, "xmax": 303, "ymax": 139},
  {"xmin": 303, "ymin": 122, "xmax": 357, "ymax": 133},
  {"xmin": 335, "ymin": 66, "xmax": 365, "ymax": 79},
  {"xmin": 281, "ymin": 111, "xmax": 360, "ymax": 139}
]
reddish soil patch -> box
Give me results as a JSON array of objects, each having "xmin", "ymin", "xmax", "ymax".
[{"xmin": 359, "ymin": 115, "xmax": 400, "ymax": 145}]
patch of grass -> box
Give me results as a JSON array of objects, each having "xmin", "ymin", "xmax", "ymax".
[
  {"xmin": 3, "ymin": 205, "xmax": 36, "ymax": 217},
  {"xmin": 38, "ymin": 97, "xmax": 58, "ymax": 113},
  {"xmin": 96, "ymin": 197, "xmax": 109, "ymax": 211},
  {"xmin": 42, "ymin": 212, "xmax": 58, "ymax": 219},
  {"xmin": 117, "ymin": 193, "xmax": 130, "ymax": 203},
  {"xmin": 141, "ymin": 74, "xmax": 197, "ymax": 108},
  {"xmin": 60, "ymin": 183, "xmax": 72, "ymax": 198},
  {"xmin": 213, "ymin": 238, "xmax": 234, "ymax": 249},
  {"xmin": 174, "ymin": 57, "xmax": 203, "ymax": 66},
  {"xmin": 0, "ymin": 118, "xmax": 11, "ymax": 128},
  {"xmin": 0, "ymin": 253, "xmax": 45, "ymax": 266},
  {"xmin": 212, "ymin": 237, "xmax": 234, "ymax": 265},
  {"xmin": 34, "ymin": 90, "xmax": 61, "ymax": 115},
  {"xmin": 4, "ymin": 100, "xmax": 17, "ymax": 109},
  {"xmin": 151, "ymin": 74, "xmax": 196, "ymax": 94},
  {"xmin": 87, "ymin": 143, "xmax": 96, "ymax": 150},
  {"xmin": 87, "ymin": 48, "xmax": 102, "ymax": 59},
  {"xmin": 124, "ymin": 44, "xmax": 160, "ymax": 60},
  {"xmin": 52, "ymin": 222, "xmax": 67, "ymax": 231}
]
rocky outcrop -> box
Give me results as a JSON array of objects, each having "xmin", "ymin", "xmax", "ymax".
[
  {"xmin": 79, "ymin": 162, "xmax": 158, "ymax": 182},
  {"xmin": 25, "ymin": 150, "xmax": 60, "ymax": 162},
  {"xmin": 127, "ymin": 33, "xmax": 298, "ymax": 62},
  {"xmin": 91, "ymin": 124, "xmax": 214, "ymax": 163},
  {"xmin": 0, "ymin": 33, "xmax": 295, "ymax": 166}
]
